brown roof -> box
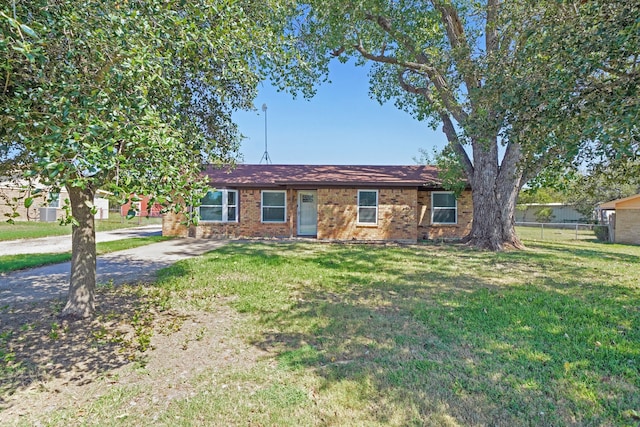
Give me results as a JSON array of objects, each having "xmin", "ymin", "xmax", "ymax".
[{"xmin": 203, "ymin": 164, "xmax": 443, "ymax": 188}]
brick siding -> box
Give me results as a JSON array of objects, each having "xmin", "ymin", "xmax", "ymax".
[
  {"xmin": 417, "ymin": 190, "xmax": 473, "ymax": 241},
  {"xmin": 615, "ymin": 209, "xmax": 640, "ymax": 245},
  {"xmin": 162, "ymin": 211, "xmax": 189, "ymax": 237},
  {"xmin": 163, "ymin": 187, "xmax": 474, "ymax": 242},
  {"xmin": 0, "ymin": 187, "xmax": 66, "ymax": 221},
  {"xmin": 163, "ymin": 189, "xmax": 293, "ymax": 239},
  {"xmin": 317, "ymin": 188, "xmax": 417, "ymax": 242}
]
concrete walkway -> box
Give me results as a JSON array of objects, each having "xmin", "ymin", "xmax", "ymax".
[{"xmin": 0, "ymin": 233, "xmax": 228, "ymax": 305}]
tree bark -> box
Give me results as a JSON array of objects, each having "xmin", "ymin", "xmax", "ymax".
[
  {"xmin": 61, "ymin": 184, "xmax": 97, "ymax": 319},
  {"xmin": 465, "ymin": 139, "xmax": 525, "ymax": 251}
]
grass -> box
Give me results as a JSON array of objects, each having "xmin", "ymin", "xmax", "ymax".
[
  {"xmin": 5, "ymin": 238, "xmax": 640, "ymax": 426},
  {"xmin": 0, "ymin": 236, "xmax": 170, "ymax": 273},
  {"xmin": 0, "ymin": 216, "xmax": 162, "ymax": 241},
  {"xmin": 160, "ymin": 240, "xmax": 638, "ymax": 426}
]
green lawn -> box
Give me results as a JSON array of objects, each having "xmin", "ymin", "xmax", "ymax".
[
  {"xmin": 4, "ymin": 239, "xmax": 639, "ymax": 426},
  {"xmin": 0, "ymin": 216, "xmax": 162, "ymax": 241}
]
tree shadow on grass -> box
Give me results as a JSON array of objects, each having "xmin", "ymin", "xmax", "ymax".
[
  {"xmin": 225, "ymin": 242, "xmax": 640, "ymax": 426},
  {"xmin": 0, "ymin": 284, "xmax": 163, "ymax": 410},
  {"xmin": 524, "ymin": 240, "xmax": 640, "ymax": 264}
]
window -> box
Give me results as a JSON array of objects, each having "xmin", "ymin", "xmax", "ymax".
[
  {"xmin": 432, "ymin": 192, "xmax": 457, "ymax": 224},
  {"xmin": 199, "ymin": 189, "xmax": 237, "ymax": 222},
  {"xmin": 262, "ymin": 191, "xmax": 286, "ymax": 222},
  {"xmin": 357, "ymin": 190, "xmax": 378, "ymax": 224},
  {"xmin": 48, "ymin": 192, "xmax": 60, "ymax": 208}
]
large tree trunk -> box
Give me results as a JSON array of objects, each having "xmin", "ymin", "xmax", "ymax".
[
  {"xmin": 61, "ymin": 184, "xmax": 97, "ymax": 319},
  {"xmin": 467, "ymin": 176, "xmax": 523, "ymax": 250},
  {"xmin": 465, "ymin": 140, "xmax": 525, "ymax": 251}
]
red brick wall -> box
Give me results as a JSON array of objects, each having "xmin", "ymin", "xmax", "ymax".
[
  {"xmin": 417, "ymin": 190, "xmax": 473, "ymax": 240},
  {"xmin": 317, "ymin": 188, "xmax": 418, "ymax": 242},
  {"xmin": 235, "ymin": 189, "xmax": 292, "ymax": 238}
]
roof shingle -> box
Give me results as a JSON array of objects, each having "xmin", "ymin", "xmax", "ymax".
[{"xmin": 203, "ymin": 164, "xmax": 443, "ymax": 188}]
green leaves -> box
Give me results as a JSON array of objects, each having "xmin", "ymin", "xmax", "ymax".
[
  {"xmin": 19, "ymin": 23, "xmax": 37, "ymax": 38},
  {"xmin": 2, "ymin": 0, "xmax": 300, "ymax": 222}
]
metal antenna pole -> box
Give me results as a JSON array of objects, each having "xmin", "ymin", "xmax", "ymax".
[{"xmin": 259, "ymin": 103, "xmax": 272, "ymax": 164}]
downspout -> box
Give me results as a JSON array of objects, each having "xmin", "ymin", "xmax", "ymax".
[{"xmin": 289, "ymin": 187, "xmax": 294, "ymax": 238}]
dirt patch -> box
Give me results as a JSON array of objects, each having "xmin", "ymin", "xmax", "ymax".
[{"xmin": 0, "ymin": 285, "xmax": 265, "ymax": 424}]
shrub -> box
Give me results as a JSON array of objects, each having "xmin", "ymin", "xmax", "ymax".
[
  {"xmin": 534, "ymin": 207, "xmax": 555, "ymax": 223},
  {"xmin": 593, "ymin": 225, "xmax": 609, "ymax": 242}
]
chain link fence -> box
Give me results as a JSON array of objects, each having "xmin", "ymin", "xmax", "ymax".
[{"xmin": 516, "ymin": 222, "xmax": 610, "ymax": 242}]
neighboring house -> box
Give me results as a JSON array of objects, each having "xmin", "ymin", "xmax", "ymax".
[
  {"xmin": 515, "ymin": 203, "xmax": 584, "ymax": 223},
  {"xmin": 599, "ymin": 194, "xmax": 640, "ymax": 245},
  {"xmin": 0, "ymin": 180, "xmax": 109, "ymax": 222},
  {"xmin": 0, "ymin": 180, "xmax": 65, "ymax": 221},
  {"xmin": 121, "ymin": 195, "xmax": 163, "ymax": 218},
  {"xmin": 162, "ymin": 164, "xmax": 473, "ymax": 243}
]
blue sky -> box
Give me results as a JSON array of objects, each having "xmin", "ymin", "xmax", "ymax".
[{"xmin": 233, "ymin": 60, "xmax": 448, "ymax": 165}]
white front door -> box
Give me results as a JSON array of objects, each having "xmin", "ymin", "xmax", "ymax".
[{"xmin": 298, "ymin": 191, "xmax": 318, "ymax": 236}]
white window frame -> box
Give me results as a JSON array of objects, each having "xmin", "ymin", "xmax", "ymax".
[
  {"xmin": 431, "ymin": 191, "xmax": 457, "ymax": 225},
  {"xmin": 198, "ymin": 189, "xmax": 238, "ymax": 223},
  {"xmin": 357, "ymin": 189, "xmax": 378, "ymax": 225},
  {"xmin": 261, "ymin": 190, "xmax": 287, "ymax": 223}
]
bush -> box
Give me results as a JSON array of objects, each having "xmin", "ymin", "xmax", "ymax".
[
  {"xmin": 593, "ymin": 225, "xmax": 609, "ymax": 242},
  {"xmin": 534, "ymin": 207, "xmax": 555, "ymax": 223}
]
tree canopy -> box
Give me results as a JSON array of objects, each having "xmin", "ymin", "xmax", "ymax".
[
  {"xmin": 1, "ymin": 0, "xmax": 314, "ymax": 317},
  {"xmin": 1, "ymin": 0, "xmax": 313, "ymax": 206},
  {"xmin": 285, "ymin": 0, "xmax": 639, "ymax": 250}
]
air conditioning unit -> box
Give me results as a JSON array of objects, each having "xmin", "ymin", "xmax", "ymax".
[{"xmin": 39, "ymin": 207, "xmax": 58, "ymax": 222}]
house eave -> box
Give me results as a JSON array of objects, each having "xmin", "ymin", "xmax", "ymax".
[{"xmin": 208, "ymin": 182, "xmax": 448, "ymax": 190}]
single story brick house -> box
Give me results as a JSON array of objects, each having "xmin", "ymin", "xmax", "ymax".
[
  {"xmin": 162, "ymin": 164, "xmax": 473, "ymax": 243},
  {"xmin": 599, "ymin": 194, "xmax": 640, "ymax": 245}
]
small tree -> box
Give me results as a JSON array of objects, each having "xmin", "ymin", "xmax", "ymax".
[
  {"xmin": 1, "ymin": 0, "xmax": 309, "ymax": 318},
  {"xmin": 533, "ymin": 208, "xmax": 554, "ymax": 224}
]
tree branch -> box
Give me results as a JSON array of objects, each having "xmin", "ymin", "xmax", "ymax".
[
  {"xmin": 354, "ymin": 39, "xmax": 436, "ymax": 74},
  {"xmin": 431, "ymin": 0, "xmax": 480, "ymax": 92},
  {"xmin": 354, "ymin": 39, "xmax": 468, "ymax": 124},
  {"xmin": 398, "ymin": 69, "xmax": 474, "ymax": 179},
  {"xmin": 397, "ymin": 69, "xmax": 473, "ymax": 178},
  {"xmin": 485, "ymin": 0, "xmax": 499, "ymax": 56},
  {"xmin": 442, "ymin": 115, "xmax": 475, "ymax": 181},
  {"xmin": 361, "ymin": 11, "xmax": 468, "ymax": 122},
  {"xmin": 498, "ymin": 140, "xmax": 523, "ymax": 183},
  {"xmin": 397, "ymin": 68, "xmax": 434, "ymax": 102}
]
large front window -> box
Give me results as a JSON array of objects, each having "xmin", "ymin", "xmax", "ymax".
[
  {"xmin": 357, "ymin": 190, "xmax": 378, "ymax": 224},
  {"xmin": 262, "ymin": 191, "xmax": 286, "ymax": 222},
  {"xmin": 432, "ymin": 192, "xmax": 457, "ymax": 224},
  {"xmin": 199, "ymin": 189, "xmax": 237, "ymax": 222}
]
